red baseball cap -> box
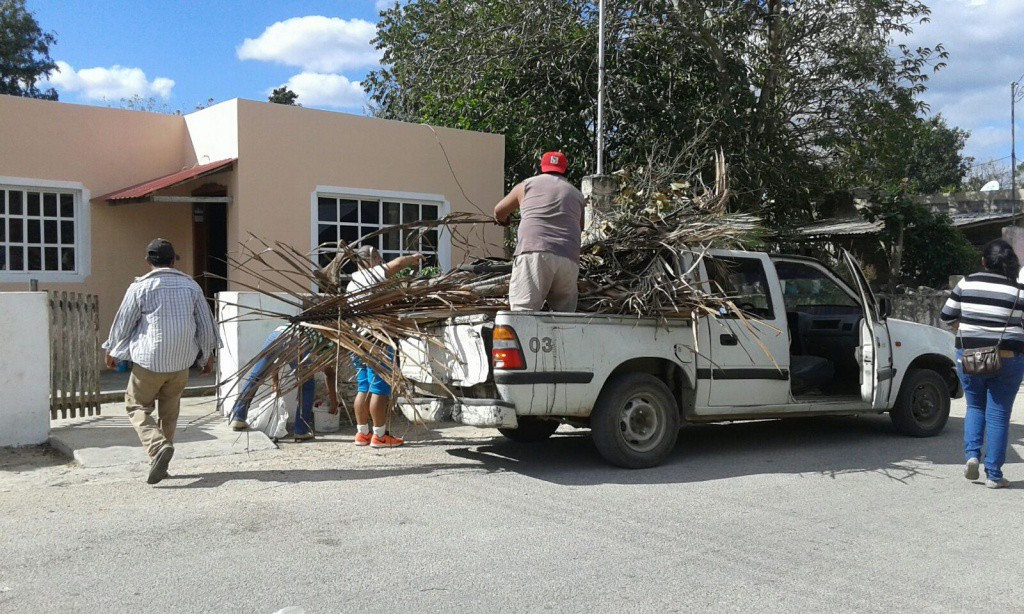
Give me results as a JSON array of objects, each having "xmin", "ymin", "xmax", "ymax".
[{"xmin": 540, "ymin": 151, "xmax": 568, "ymax": 174}]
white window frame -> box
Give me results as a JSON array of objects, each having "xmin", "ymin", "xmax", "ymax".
[
  {"xmin": 0, "ymin": 177, "xmax": 91, "ymax": 284},
  {"xmin": 310, "ymin": 186, "xmax": 451, "ymax": 271}
]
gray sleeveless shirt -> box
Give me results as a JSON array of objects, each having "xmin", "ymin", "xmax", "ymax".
[{"xmin": 514, "ymin": 173, "xmax": 585, "ymax": 263}]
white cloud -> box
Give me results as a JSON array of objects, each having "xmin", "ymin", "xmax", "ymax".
[
  {"xmin": 898, "ymin": 0, "xmax": 1024, "ymax": 163},
  {"xmin": 238, "ymin": 16, "xmax": 380, "ymax": 73},
  {"xmin": 279, "ymin": 72, "xmax": 366, "ymax": 110},
  {"xmin": 375, "ymin": 0, "xmax": 394, "ymax": 9},
  {"xmin": 48, "ymin": 61, "xmax": 175, "ymax": 101}
]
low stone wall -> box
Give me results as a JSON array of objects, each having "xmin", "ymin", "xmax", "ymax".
[{"xmin": 880, "ymin": 291, "xmax": 950, "ymax": 328}]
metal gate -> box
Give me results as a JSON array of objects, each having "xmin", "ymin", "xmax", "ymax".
[{"xmin": 49, "ymin": 291, "xmax": 101, "ymax": 419}]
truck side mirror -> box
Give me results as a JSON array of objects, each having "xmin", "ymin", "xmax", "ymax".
[{"xmin": 877, "ymin": 297, "xmax": 892, "ymax": 320}]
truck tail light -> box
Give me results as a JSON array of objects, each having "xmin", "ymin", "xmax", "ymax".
[{"xmin": 492, "ymin": 325, "xmax": 526, "ymax": 370}]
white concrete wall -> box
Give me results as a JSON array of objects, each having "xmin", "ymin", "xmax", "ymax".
[
  {"xmin": 0, "ymin": 293, "xmax": 50, "ymax": 447},
  {"xmin": 217, "ymin": 291, "xmax": 300, "ymax": 415},
  {"xmin": 185, "ymin": 99, "xmax": 239, "ymax": 164}
]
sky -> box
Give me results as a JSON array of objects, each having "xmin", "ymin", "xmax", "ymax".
[{"xmin": 26, "ymin": 0, "xmax": 1024, "ymax": 176}]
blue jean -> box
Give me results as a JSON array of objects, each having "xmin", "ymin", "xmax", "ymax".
[
  {"xmin": 957, "ymin": 350, "xmax": 1024, "ymax": 481},
  {"xmin": 231, "ymin": 330, "xmax": 315, "ymax": 436}
]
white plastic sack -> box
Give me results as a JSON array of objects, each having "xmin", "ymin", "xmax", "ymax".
[{"xmin": 247, "ymin": 395, "xmax": 289, "ymax": 440}]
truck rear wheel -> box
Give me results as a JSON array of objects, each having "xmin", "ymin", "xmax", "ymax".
[
  {"xmin": 890, "ymin": 368, "xmax": 950, "ymax": 437},
  {"xmin": 498, "ymin": 417, "xmax": 560, "ymax": 443},
  {"xmin": 590, "ymin": 373, "xmax": 680, "ymax": 468}
]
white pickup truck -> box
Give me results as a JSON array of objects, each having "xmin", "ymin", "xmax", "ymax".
[{"xmin": 401, "ymin": 249, "xmax": 960, "ymax": 468}]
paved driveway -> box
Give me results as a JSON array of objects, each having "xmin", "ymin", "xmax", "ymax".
[{"xmin": 2, "ymin": 394, "xmax": 1023, "ymax": 613}]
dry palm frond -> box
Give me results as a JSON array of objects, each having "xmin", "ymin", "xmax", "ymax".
[{"xmin": 221, "ymin": 161, "xmax": 766, "ymax": 413}]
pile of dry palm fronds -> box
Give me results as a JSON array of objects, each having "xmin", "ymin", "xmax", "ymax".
[
  {"xmin": 575, "ymin": 155, "xmax": 761, "ymax": 318},
  {"xmin": 217, "ymin": 216, "xmax": 508, "ymax": 417},
  {"xmin": 219, "ymin": 155, "xmax": 762, "ymax": 417}
]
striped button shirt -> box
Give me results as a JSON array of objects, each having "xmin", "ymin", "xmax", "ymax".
[
  {"xmin": 940, "ymin": 272, "xmax": 1024, "ymax": 352},
  {"xmin": 103, "ymin": 268, "xmax": 219, "ymax": 373}
]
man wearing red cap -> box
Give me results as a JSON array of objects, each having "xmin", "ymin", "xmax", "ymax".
[{"xmin": 494, "ymin": 151, "xmax": 585, "ymax": 311}]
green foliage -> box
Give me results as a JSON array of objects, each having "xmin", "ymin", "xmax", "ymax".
[
  {"xmin": 901, "ymin": 213, "xmax": 978, "ymax": 288},
  {"xmin": 862, "ymin": 182, "xmax": 976, "ymax": 289},
  {"xmin": 269, "ymin": 86, "xmax": 300, "ymax": 106},
  {"xmin": 842, "ymin": 95, "xmax": 971, "ymax": 194},
  {"xmin": 367, "ymin": 0, "xmax": 947, "ymax": 228},
  {"xmin": 0, "ymin": 0, "xmax": 58, "ymax": 100},
  {"xmin": 394, "ymin": 265, "xmax": 441, "ymax": 279}
]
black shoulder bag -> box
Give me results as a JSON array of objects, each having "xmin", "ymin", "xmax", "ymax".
[{"xmin": 959, "ymin": 289, "xmax": 1020, "ymax": 375}]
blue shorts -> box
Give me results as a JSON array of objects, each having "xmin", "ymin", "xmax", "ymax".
[{"xmin": 352, "ymin": 352, "xmax": 392, "ymax": 396}]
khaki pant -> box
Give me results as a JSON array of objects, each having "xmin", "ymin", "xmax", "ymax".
[
  {"xmin": 509, "ymin": 251, "xmax": 579, "ymax": 312},
  {"xmin": 125, "ymin": 364, "xmax": 189, "ymax": 459}
]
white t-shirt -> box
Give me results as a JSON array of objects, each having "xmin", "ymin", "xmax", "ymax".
[{"xmin": 347, "ymin": 264, "xmax": 388, "ymax": 294}]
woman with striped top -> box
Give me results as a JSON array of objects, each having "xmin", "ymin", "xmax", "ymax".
[{"xmin": 940, "ymin": 239, "xmax": 1024, "ymax": 489}]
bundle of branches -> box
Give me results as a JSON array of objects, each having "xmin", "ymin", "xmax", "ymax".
[
  {"xmin": 218, "ymin": 216, "xmax": 507, "ymax": 409},
  {"xmin": 220, "ymin": 156, "xmax": 764, "ymax": 413},
  {"xmin": 427, "ymin": 153, "xmax": 763, "ymax": 320},
  {"xmin": 576, "ymin": 155, "xmax": 762, "ymax": 319}
]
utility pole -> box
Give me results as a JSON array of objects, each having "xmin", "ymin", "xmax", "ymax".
[
  {"xmin": 582, "ymin": 0, "xmax": 617, "ymax": 240},
  {"xmin": 596, "ymin": 0, "xmax": 605, "ymax": 175},
  {"xmin": 1013, "ymin": 81, "xmax": 1019, "ymax": 222}
]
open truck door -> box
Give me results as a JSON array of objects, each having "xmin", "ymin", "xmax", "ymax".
[{"xmin": 841, "ymin": 250, "xmax": 893, "ymax": 409}]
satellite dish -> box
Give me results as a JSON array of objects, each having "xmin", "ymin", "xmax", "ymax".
[{"xmin": 981, "ymin": 180, "xmax": 1000, "ymax": 192}]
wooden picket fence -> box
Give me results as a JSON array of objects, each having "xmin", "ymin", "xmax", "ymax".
[{"xmin": 49, "ymin": 291, "xmax": 101, "ymax": 419}]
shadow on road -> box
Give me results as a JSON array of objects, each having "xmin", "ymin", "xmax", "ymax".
[
  {"xmin": 130, "ymin": 415, "xmax": 1024, "ymax": 489},
  {"xmin": 159, "ymin": 463, "xmax": 489, "ymax": 489},
  {"xmin": 445, "ymin": 415, "xmax": 1024, "ymax": 487}
]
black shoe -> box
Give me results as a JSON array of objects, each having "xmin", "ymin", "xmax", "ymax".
[{"xmin": 148, "ymin": 446, "xmax": 175, "ymax": 485}]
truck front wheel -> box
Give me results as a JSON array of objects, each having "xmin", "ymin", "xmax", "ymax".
[
  {"xmin": 890, "ymin": 368, "xmax": 950, "ymax": 437},
  {"xmin": 498, "ymin": 417, "xmax": 560, "ymax": 443},
  {"xmin": 590, "ymin": 373, "xmax": 680, "ymax": 468}
]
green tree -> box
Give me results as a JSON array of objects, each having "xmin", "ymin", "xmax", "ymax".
[
  {"xmin": 0, "ymin": 0, "xmax": 58, "ymax": 100},
  {"xmin": 842, "ymin": 91, "xmax": 971, "ymax": 195},
  {"xmin": 862, "ymin": 180, "xmax": 977, "ymax": 291},
  {"xmin": 843, "ymin": 93, "xmax": 974, "ymax": 289},
  {"xmin": 367, "ymin": 0, "xmax": 946, "ymax": 227},
  {"xmin": 268, "ymin": 86, "xmax": 300, "ymax": 106}
]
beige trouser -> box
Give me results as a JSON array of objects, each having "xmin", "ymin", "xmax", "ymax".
[
  {"xmin": 125, "ymin": 364, "xmax": 189, "ymax": 459},
  {"xmin": 509, "ymin": 251, "xmax": 580, "ymax": 312}
]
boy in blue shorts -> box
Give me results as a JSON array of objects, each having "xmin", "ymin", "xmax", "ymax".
[{"xmin": 348, "ymin": 245, "xmax": 423, "ymax": 448}]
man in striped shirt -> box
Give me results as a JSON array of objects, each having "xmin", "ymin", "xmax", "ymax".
[{"xmin": 103, "ymin": 239, "xmax": 219, "ymax": 485}]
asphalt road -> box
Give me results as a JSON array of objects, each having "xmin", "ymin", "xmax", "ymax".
[{"xmin": 3, "ymin": 394, "xmax": 1024, "ymax": 614}]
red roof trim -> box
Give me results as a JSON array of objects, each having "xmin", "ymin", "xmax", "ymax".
[{"xmin": 99, "ymin": 158, "xmax": 236, "ymax": 202}]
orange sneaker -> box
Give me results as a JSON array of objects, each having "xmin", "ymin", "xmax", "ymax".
[
  {"xmin": 370, "ymin": 432, "xmax": 404, "ymax": 448},
  {"xmin": 354, "ymin": 432, "xmax": 372, "ymax": 446}
]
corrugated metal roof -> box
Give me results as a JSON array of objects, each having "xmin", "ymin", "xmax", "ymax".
[
  {"xmin": 799, "ymin": 218, "xmax": 883, "ymax": 238},
  {"xmin": 99, "ymin": 158, "xmax": 236, "ymax": 202},
  {"xmin": 798, "ymin": 211, "xmax": 1023, "ymax": 239},
  {"xmin": 948, "ymin": 211, "xmax": 1021, "ymax": 228}
]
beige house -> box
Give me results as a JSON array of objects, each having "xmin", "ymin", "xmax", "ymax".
[{"xmin": 0, "ymin": 95, "xmax": 505, "ymax": 338}]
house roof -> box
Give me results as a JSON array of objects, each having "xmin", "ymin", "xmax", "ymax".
[
  {"xmin": 798, "ymin": 211, "xmax": 1024, "ymax": 239},
  {"xmin": 99, "ymin": 158, "xmax": 236, "ymax": 202},
  {"xmin": 949, "ymin": 211, "xmax": 1023, "ymax": 229},
  {"xmin": 798, "ymin": 218, "xmax": 883, "ymax": 239}
]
